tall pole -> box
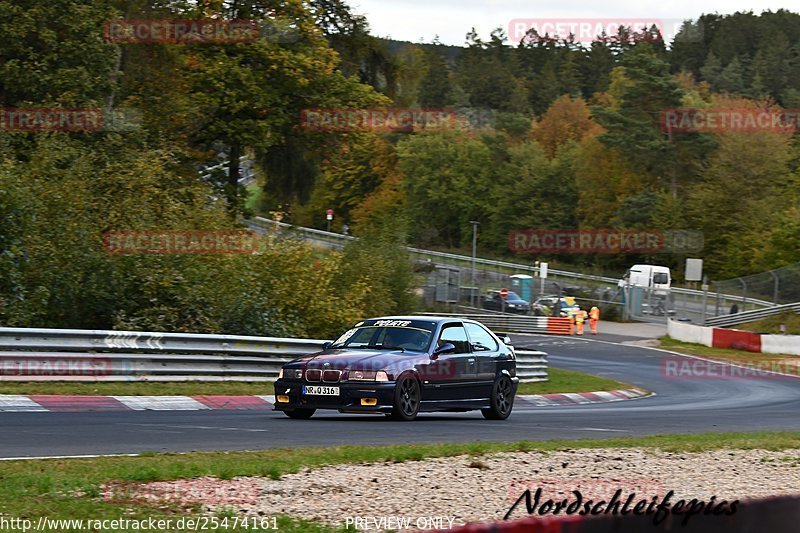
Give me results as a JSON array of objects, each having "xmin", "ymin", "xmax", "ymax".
[{"xmin": 470, "ymin": 221, "xmax": 479, "ymax": 307}]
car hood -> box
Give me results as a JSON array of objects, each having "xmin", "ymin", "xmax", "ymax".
[{"xmin": 294, "ymin": 349, "xmax": 428, "ymax": 371}]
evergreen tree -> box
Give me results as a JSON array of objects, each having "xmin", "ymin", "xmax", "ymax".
[
  {"xmin": 592, "ymin": 46, "xmax": 685, "ymax": 196},
  {"xmin": 418, "ymin": 49, "xmax": 452, "ymax": 107},
  {"xmin": 528, "ymin": 62, "xmax": 561, "ymax": 115},
  {"xmin": 717, "ymin": 57, "xmax": 745, "ymax": 94},
  {"xmin": 699, "ymin": 51, "xmax": 723, "ymax": 91}
]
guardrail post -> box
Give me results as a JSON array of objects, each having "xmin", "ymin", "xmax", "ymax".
[
  {"xmin": 701, "ymin": 284, "xmax": 708, "ymax": 325},
  {"xmin": 770, "ymin": 270, "xmax": 779, "ymax": 305},
  {"xmin": 739, "ymin": 278, "xmax": 747, "ymax": 313}
]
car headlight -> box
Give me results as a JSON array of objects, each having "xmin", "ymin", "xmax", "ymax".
[
  {"xmin": 278, "ymin": 368, "xmax": 283, "ymax": 379},
  {"xmin": 349, "ymin": 370, "xmax": 389, "ymax": 382},
  {"xmin": 280, "ymin": 368, "xmax": 302, "ymax": 379},
  {"xmin": 507, "ymin": 303, "xmax": 516, "ymax": 308}
]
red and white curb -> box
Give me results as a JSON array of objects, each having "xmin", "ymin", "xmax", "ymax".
[
  {"xmin": 0, "ymin": 395, "xmax": 275, "ymax": 412},
  {"xmin": 517, "ymin": 388, "xmax": 652, "ymax": 407},
  {"xmin": 0, "ymin": 389, "xmax": 651, "ymax": 412}
]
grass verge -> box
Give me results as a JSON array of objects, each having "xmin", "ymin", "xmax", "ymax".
[
  {"xmin": 2, "ymin": 432, "xmax": 800, "ymax": 532},
  {"xmin": 0, "ymin": 381, "xmax": 274, "ymax": 397},
  {"xmin": 0, "ymin": 368, "xmax": 634, "ymax": 397},
  {"xmin": 517, "ymin": 367, "xmax": 635, "ymax": 395},
  {"xmin": 244, "ymin": 181, "xmax": 263, "ymax": 212},
  {"xmin": 659, "ymin": 336, "xmax": 799, "ymax": 373},
  {"xmin": 736, "ymin": 312, "xmax": 800, "ymax": 335}
]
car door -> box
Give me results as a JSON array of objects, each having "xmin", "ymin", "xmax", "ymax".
[
  {"xmin": 421, "ymin": 322, "xmax": 476, "ymax": 401},
  {"xmin": 483, "ymin": 292, "xmax": 500, "ymax": 311},
  {"xmin": 465, "ymin": 322, "xmax": 501, "ymax": 399}
]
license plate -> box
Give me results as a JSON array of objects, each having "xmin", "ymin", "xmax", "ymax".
[{"xmin": 303, "ymin": 385, "xmax": 340, "ymax": 396}]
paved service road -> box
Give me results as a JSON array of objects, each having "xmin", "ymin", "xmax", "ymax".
[{"xmin": 2, "ymin": 334, "xmax": 800, "ymax": 458}]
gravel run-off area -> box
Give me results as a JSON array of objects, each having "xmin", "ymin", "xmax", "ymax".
[{"xmin": 104, "ymin": 448, "xmax": 800, "ymax": 529}]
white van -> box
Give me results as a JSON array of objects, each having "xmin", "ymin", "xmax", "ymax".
[{"xmin": 618, "ymin": 265, "xmax": 671, "ymax": 295}]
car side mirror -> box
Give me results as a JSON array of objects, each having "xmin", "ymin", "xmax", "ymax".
[
  {"xmin": 502, "ymin": 336, "xmax": 512, "ymax": 345},
  {"xmin": 323, "ymin": 341, "xmax": 332, "ymax": 350},
  {"xmin": 431, "ymin": 342, "xmax": 456, "ymax": 359}
]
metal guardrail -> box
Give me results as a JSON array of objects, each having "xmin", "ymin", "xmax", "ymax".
[
  {"xmin": 705, "ymin": 302, "xmax": 800, "ymax": 328},
  {"xmin": 199, "ymin": 156, "xmax": 257, "ymax": 187},
  {"xmin": 514, "ymin": 349, "xmax": 548, "ymax": 383},
  {"xmin": 0, "ymin": 327, "xmax": 326, "ymax": 382},
  {"xmin": 0, "ymin": 327, "xmax": 549, "ymax": 383}
]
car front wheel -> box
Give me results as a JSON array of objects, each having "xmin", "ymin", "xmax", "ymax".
[
  {"xmin": 482, "ymin": 375, "xmax": 515, "ymax": 420},
  {"xmin": 283, "ymin": 408, "xmax": 316, "ymax": 419},
  {"xmin": 390, "ymin": 374, "xmax": 421, "ymax": 421}
]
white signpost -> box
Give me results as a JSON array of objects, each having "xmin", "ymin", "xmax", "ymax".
[
  {"xmin": 686, "ymin": 258, "xmax": 703, "ymax": 282},
  {"xmin": 539, "ymin": 262, "xmax": 549, "ymax": 296}
]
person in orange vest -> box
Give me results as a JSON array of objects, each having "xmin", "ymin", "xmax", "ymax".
[
  {"xmin": 574, "ymin": 306, "xmax": 588, "ymax": 335},
  {"xmin": 589, "ymin": 306, "xmax": 600, "ymax": 335},
  {"xmin": 566, "ymin": 304, "xmax": 577, "ymax": 335}
]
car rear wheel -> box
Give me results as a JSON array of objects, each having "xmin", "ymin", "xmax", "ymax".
[
  {"xmin": 390, "ymin": 374, "xmax": 421, "ymax": 421},
  {"xmin": 481, "ymin": 375, "xmax": 515, "ymax": 420},
  {"xmin": 283, "ymin": 408, "xmax": 316, "ymax": 419}
]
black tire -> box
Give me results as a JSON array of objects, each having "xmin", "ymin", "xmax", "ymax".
[
  {"xmin": 283, "ymin": 408, "xmax": 316, "ymax": 419},
  {"xmin": 390, "ymin": 374, "xmax": 421, "ymax": 421},
  {"xmin": 481, "ymin": 375, "xmax": 515, "ymax": 420}
]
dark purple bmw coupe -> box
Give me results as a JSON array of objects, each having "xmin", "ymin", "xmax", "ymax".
[{"xmin": 274, "ymin": 316, "xmax": 518, "ymax": 421}]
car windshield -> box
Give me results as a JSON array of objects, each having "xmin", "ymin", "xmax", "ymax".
[
  {"xmin": 330, "ymin": 321, "xmax": 435, "ymax": 352},
  {"xmin": 506, "ymin": 291, "xmax": 522, "ymax": 300}
]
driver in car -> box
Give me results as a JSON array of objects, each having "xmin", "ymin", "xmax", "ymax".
[{"xmin": 383, "ymin": 328, "xmax": 426, "ymax": 351}]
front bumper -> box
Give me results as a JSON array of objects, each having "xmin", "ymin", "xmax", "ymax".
[{"xmin": 273, "ymin": 379, "xmax": 396, "ymax": 413}]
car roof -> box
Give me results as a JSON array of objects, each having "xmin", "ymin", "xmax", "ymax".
[{"xmin": 371, "ymin": 316, "xmax": 478, "ymax": 325}]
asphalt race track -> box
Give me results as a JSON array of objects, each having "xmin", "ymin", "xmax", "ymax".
[{"xmin": 2, "ymin": 334, "xmax": 800, "ymax": 458}]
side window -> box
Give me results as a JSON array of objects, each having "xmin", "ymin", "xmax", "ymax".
[
  {"xmin": 465, "ymin": 323, "xmax": 499, "ymax": 352},
  {"xmin": 438, "ymin": 323, "xmax": 470, "ymax": 354}
]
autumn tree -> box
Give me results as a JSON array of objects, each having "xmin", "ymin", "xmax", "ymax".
[{"xmin": 531, "ymin": 95, "xmax": 600, "ymax": 158}]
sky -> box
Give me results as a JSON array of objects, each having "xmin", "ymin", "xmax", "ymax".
[{"xmin": 347, "ymin": 0, "xmax": 792, "ymax": 45}]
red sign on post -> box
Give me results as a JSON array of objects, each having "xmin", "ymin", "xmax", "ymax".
[{"xmin": 500, "ymin": 288, "xmax": 509, "ymax": 299}]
